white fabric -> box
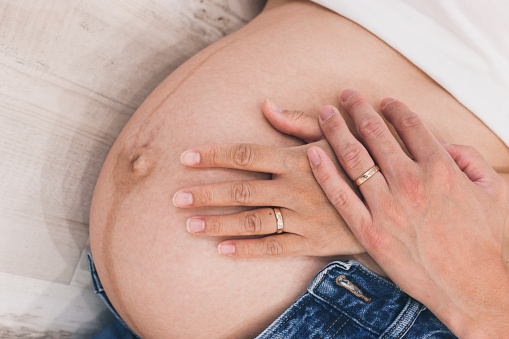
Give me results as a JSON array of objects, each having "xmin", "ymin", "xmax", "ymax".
[{"xmin": 311, "ymin": 0, "xmax": 509, "ymax": 147}]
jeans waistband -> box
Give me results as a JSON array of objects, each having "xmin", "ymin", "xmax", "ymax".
[
  {"xmin": 88, "ymin": 254, "xmax": 141, "ymax": 339},
  {"xmin": 308, "ymin": 261, "xmax": 424, "ymax": 337}
]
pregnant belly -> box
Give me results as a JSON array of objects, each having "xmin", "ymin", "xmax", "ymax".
[{"xmin": 89, "ymin": 1, "xmax": 509, "ymax": 338}]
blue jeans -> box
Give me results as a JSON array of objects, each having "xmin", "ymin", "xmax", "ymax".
[{"xmin": 88, "ymin": 255, "xmax": 456, "ymax": 338}]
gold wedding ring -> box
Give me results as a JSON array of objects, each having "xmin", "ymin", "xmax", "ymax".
[
  {"xmin": 273, "ymin": 207, "xmax": 284, "ymax": 234},
  {"xmin": 354, "ymin": 165, "xmax": 380, "ymax": 187}
]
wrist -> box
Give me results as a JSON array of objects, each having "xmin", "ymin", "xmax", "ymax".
[{"xmin": 440, "ymin": 265, "xmax": 509, "ymax": 338}]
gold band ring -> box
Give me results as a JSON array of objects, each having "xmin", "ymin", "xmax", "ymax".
[
  {"xmin": 354, "ymin": 165, "xmax": 380, "ymax": 187},
  {"xmin": 273, "ymin": 207, "xmax": 284, "ymax": 234}
]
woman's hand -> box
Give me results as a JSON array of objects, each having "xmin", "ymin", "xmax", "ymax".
[
  {"xmin": 173, "ymin": 112, "xmax": 365, "ymax": 257},
  {"xmin": 308, "ymin": 89, "xmax": 509, "ymax": 338}
]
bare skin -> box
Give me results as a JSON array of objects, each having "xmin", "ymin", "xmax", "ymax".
[
  {"xmin": 89, "ymin": 0, "xmax": 509, "ymax": 337},
  {"xmin": 308, "ymin": 91, "xmax": 509, "ymax": 338}
]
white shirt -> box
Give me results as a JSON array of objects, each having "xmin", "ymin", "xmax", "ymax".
[{"xmin": 311, "ymin": 0, "xmax": 509, "ymax": 146}]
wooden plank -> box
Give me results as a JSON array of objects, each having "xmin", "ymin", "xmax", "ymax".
[
  {"xmin": 0, "ymin": 272, "xmax": 114, "ymax": 338},
  {"xmin": 0, "ymin": 0, "xmax": 265, "ymax": 335},
  {"xmin": 0, "ymin": 0, "xmax": 266, "ymax": 109},
  {"xmin": 0, "ymin": 64, "xmax": 128, "ymax": 283},
  {"xmin": 70, "ymin": 238, "xmax": 93, "ymax": 289}
]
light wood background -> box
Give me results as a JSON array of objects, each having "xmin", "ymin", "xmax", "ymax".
[{"xmin": 0, "ymin": 0, "xmax": 265, "ymax": 337}]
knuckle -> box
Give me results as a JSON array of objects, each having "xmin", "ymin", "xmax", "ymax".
[
  {"xmin": 289, "ymin": 110, "xmax": 306, "ymax": 123},
  {"xmin": 209, "ymin": 218, "xmax": 226, "ymax": 234},
  {"xmin": 358, "ymin": 117, "xmax": 385, "ymax": 141},
  {"xmin": 338, "ymin": 143, "xmax": 364, "ymax": 170},
  {"xmin": 199, "ymin": 187, "xmax": 213, "ymax": 205},
  {"xmin": 346, "ymin": 95, "xmax": 366, "ymax": 111},
  {"xmin": 328, "ymin": 186, "xmax": 350, "ymax": 209},
  {"xmin": 323, "ymin": 117, "xmax": 343, "ymax": 136},
  {"xmin": 231, "ymin": 182, "xmax": 253, "ymax": 204},
  {"xmin": 397, "ymin": 113, "xmax": 423, "ymax": 130},
  {"xmin": 264, "ymin": 238, "xmax": 284, "ymax": 256},
  {"xmin": 242, "ymin": 212, "xmax": 262, "ymax": 234},
  {"xmin": 207, "ymin": 145, "xmax": 222, "ymax": 166},
  {"xmin": 231, "ymin": 144, "xmax": 256, "ymax": 167},
  {"xmin": 315, "ymin": 167, "xmax": 335, "ymax": 185}
]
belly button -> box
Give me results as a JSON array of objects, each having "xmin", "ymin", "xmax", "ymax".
[{"xmin": 130, "ymin": 154, "xmax": 152, "ymax": 176}]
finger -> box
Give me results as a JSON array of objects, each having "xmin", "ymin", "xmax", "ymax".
[
  {"xmin": 317, "ymin": 104, "xmax": 388, "ymax": 197},
  {"xmin": 186, "ymin": 208, "xmax": 289, "ymax": 236},
  {"xmin": 440, "ymin": 142, "xmax": 500, "ymax": 187},
  {"xmin": 340, "ymin": 90, "xmax": 407, "ymax": 171},
  {"xmin": 181, "ymin": 143, "xmax": 285, "ymax": 174},
  {"xmin": 381, "ymin": 98, "xmax": 444, "ymax": 161},
  {"xmin": 173, "ymin": 180, "xmax": 284, "ymax": 207},
  {"xmin": 262, "ymin": 99, "xmax": 323, "ymax": 143},
  {"xmin": 217, "ymin": 233, "xmax": 304, "ymax": 257},
  {"xmin": 308, "ymin": 146, "xmax": 372, "ymax": 228}
]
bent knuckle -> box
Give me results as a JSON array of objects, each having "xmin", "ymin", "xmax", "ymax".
[
  {"xmin": 328, "ymin": 186, "xmax": 350, "ymax": 209},
  {"xmin": 323, "ymin": 117, "xmax": 344, "ymax": 136},
  {"xmin": 315, "ymin": 168, "xmax": 335, "ymax": 185},
  {"xmin": 232, "ymin": 144, "xmax": 256, "ymax": 167},
  {"xmin": 242, "ymin": 212, "xmax": 262, "ymax": 233},
  {"xmin": 206, "ymin": 145, "xmax": 222, "ymax": 166},
  {"xmin": 199, "ymin": 187, "xmax": 214, "ymax": 205},
  {"xmin": 346, "ymin": 95, "xmax": 366, "ymax": 111},
  {"xmin": 358, "ymin": 117, "xmax": 385, "ymax": 141},
  {"xmin": 209, "ymin": 218, "xmax": 226, "ymax": 234},
  {"xmin": 397, "ymin": 113, "xmax": 423, "ymax": 130},
  {"xmin": 264, "ymin": 238, "xmax": 284, "ymax": 256},
  {"xmin": 339, "ymin": 143, "xmax": 364, "ymax": 170},
  {"xmin": 231, "ymin": 182, "xmax": 254, "ymax": 204},
  {"xmin": 289, "ymin": 110, "xmax": 306, "ymax": 123}
]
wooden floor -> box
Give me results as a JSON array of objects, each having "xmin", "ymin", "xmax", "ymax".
[{"xmin": 0, "ymin": 0, "xmax": 264, "ymax": 337}]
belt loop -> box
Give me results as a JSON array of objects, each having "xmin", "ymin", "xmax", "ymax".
[{"xmin": 378, "ymin": 298, "xmax": 424, "ymax": 339}]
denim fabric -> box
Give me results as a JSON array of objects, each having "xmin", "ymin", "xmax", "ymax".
[
  {"xmin": 256, "ymin": 261, "xmax": 457, "ymax": 338},
  {"xmin": 88, "ymin": 254, "xmax": 140, "ymax": 339},
  {"xmin": 89, "ymin": 254, "xmax": 456, "ymax": 338}
]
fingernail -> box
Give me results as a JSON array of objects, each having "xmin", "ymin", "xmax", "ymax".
[
  {"xmin": 319, "ymin": 106, "xmax": 335, "ymax": 121},
  {"xmin": 308, "ymin": 148, "xmax": 321, "ymax": 166},
  {"xmin": 267, "ymin": 99, "xmax": 283, "ymax": 112},
  {"xmin": 186, "ymin": 218, "xmax": 205, "ymax": 233},
  {"xmin": 173, "ymin": 192, "xmax": 193, "ymax": 207},
  {"xmin": 380, "ymin": 98, "xmax": 396, "ymax": 109},
  {"xmin": 341, "ymin": 89, "xmax": 356, "ymax": 102},
  {"xmin": 180, "ymin": 151, "xmax": 200, "ymax": 166},
  {"xmin": 438, "ymin": 139, "xmax": 449, "ymax": 146},
  {"xmin": 218, "ymin": 243, "xmax": 235, "ymax": 255}
]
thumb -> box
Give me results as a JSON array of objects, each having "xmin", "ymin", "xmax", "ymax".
[
  {"xmin": 263, "ymin": 99, "xmax": 323, "ymax": 143},
  {"xmin": 440, "ymin": 142, "xmax": 498, "ymax": 187}
]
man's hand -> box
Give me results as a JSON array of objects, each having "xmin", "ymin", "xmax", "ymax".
[{"xmin": 308, "ymin": 89, "xmax": 509, "ymax": 338}]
